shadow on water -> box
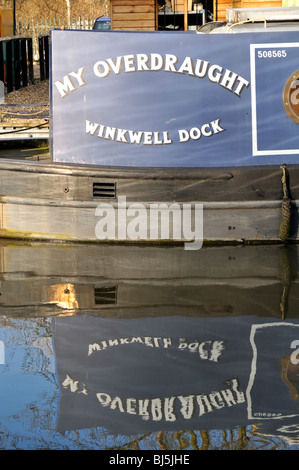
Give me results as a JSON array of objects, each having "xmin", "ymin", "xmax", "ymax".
[
  {"xmin": 0, "ymin": 240, "xmax": 299, "ymax": 450},
  {"xmin": 0, "ymin": 141, "xmax": 50, "ymax": 160}
]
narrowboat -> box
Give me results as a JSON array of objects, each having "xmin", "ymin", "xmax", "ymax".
[{"xmin": 1, "ymin": 7, "xmax": 299, "ymax": 247}]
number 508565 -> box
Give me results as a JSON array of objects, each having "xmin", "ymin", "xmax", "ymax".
[{"xmin": 257, "ymin": 49, "xmax": 287, "ymax": 58}]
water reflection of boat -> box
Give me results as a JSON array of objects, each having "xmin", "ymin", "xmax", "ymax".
[
  {"xmin": 53, "ymin": 308, "xmax": 299, "ymax": 440},
  {"xmin": 48, "ymin": 242, "xmax": 299, "ymax": 442},
  {"xmin": 0, "ymin": 241, "xmax": 299, "ymax": 444},
  {"xmin": 0, "ymin": 240, "xmax": 298, "ymax": 319}
]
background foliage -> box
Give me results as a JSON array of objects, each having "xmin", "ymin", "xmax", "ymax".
[{"xmin": 0, "ymin": 0, "xmax": 109, "ymax": 19}]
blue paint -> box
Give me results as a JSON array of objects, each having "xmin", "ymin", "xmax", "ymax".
[{"xmin": 50, "ymin": 30, "xmax": 299, "ymax": 167}]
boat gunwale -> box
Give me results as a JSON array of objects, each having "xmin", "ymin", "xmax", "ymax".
[{"xmin": 0, "ymin": 158, "xmax": 295, "ymax": 180}]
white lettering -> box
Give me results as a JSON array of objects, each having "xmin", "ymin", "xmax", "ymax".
[
  {"xmin": 116, "ymin": 128, "xmax": 128, "ymax": 143},
  {"xmin": 178, "ymin": 129, "xmax": 190, "ymax": 142},
  {"xmin": 85, "ymin": 120, "xmax": 99, "ymax": 135},
  {"xmin": 234, "ymin": 76, "xmax": 250, "ymax": 97},
  {"xmin": 55, "ymin": 75, "xmax": 76, "ymax": 98},
  {"xmin": 150, "ymin": 53, "xmax": 164, "ymax": 71},
  {"xmin": 127, "ymin": 130, "xmax": 143, "ymax": 144},
  {"xmin": 136, "ymin": 53, "xmax": 150, "ymax": 71},
  {"xmin": 220, "ymin": 68, "xmax": 238, "ymax": 92},
  {"xmin": 69, "ymin": 67, "xmax": 86, "ymax": 87},
  {"xmin": 107, "ymin": 56, "xmax": 123, "ymax": 75},
  {"xmin": 93, "ymin": 60, "xmax": 110, "ymax": 78},
  {"xmin": 123, "ymin": 54, "xmax": 136, "ymax": 73},
  {"xmin": 56, "ymin": 55, "xmax": 249, "ymax": 99},
  {"xmin": 208, "ymin": 64, "xmax": 223, "ymax": 84},
  {"xmin": 92, "ymin": 122, "xmax": 173, "ymax": 146},
  {"xmin": 164, "ymin": 54, "xmax": 178, "ymax": 73},
  {"xmin": 55, "ymin": 67, "xmax": 86, "ymax": 97},
  {"xmin": 178, "ymin": 119, "xmax": 225, "ymax": 142},
  {"xmin": 210, "ymin": 119, "xmax": 225, "ymax": 134},
  {"xmin": 194, "ymin": 59, "xmax": 209, "ymax": 78},
  {"xmin": 177, "ymin": 56, "xmax": 194, "ymax": 76}
]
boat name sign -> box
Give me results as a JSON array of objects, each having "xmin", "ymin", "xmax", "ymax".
[{"xmin": 50, "ymin": 30, "xmax": 299, "ymax": 167}]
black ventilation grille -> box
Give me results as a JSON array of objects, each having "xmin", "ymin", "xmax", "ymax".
[
  {"xmin": 94, "ymin": 286, "xmax": 117, "ymax": 305},
  {"xmin": 93, "ymin": 181, "xmax": 116, "ymax": 198}
]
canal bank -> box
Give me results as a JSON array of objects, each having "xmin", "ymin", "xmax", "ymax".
[{"xmin": 0, "ymin": 73, "xmax": 49, "ymax": 145}]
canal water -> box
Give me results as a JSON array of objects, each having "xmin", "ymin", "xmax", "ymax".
[{"xmin": 0, "ymin": 240, "xmax": 299, "ymax": 451}]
